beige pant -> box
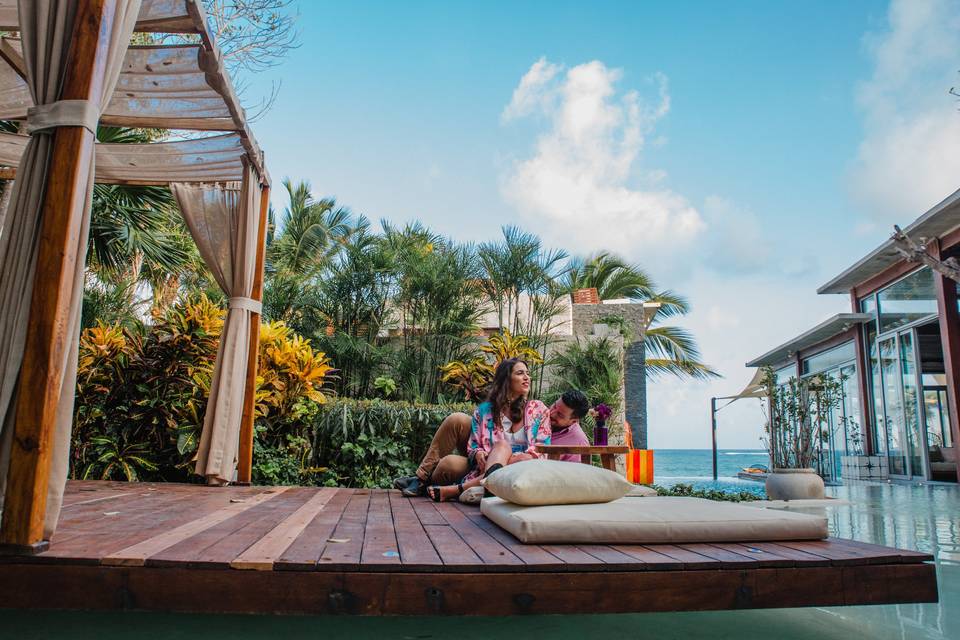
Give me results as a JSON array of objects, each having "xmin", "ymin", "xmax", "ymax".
[{"xmin": 416, "ymin": 412, "xmax": 471, "ymax": 485}]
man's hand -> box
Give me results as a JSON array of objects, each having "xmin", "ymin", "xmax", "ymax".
[
  {"xmin": 509, "ymin": 452, "xmax": 533, "ymax": 464},
  {"xmin": 474, "ymin": 449, "xmax": 487, "ymax": 470}
]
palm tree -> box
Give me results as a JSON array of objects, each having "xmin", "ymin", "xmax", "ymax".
[
  {"xmin": 85, "ymin": 127, "xmax": 194, "ymax": 319},
  {"xmin": 268, "ymin": 178, "xmax": 353, "ymax": 277},
  {"xmin": 564, "ymin": 251, "xmax": 718, "ymax": 381}
]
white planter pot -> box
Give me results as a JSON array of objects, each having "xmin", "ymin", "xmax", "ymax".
[{"xmin": 765, "ymin": 468, "xmax": 825, "ymax": 500}]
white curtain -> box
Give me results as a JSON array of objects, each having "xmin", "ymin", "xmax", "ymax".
[
  {"xmin": 0, "ymin": 0, "xmax": 141, "ymax": 540},
  {"xmin": 171, "ymin": 165, "xmax": 261, "ymax": 484}
]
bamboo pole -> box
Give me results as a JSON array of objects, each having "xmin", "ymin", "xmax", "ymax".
[
  {"xmin": 237, "ymin": 184, "xmax": 270, "ymax": 485},
  {"xmin": 1, "ymin": 0, "xmax": 118, "ymax": 552}
]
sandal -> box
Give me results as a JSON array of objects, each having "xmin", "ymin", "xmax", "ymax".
[{"xmin": 428, "ymin": 482, "xmax": 464, "ymax": 502}]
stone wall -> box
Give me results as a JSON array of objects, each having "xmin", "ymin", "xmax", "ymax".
[{"xmin": 571, "ymin": 302, "xmax": 649, "ymax": 448}]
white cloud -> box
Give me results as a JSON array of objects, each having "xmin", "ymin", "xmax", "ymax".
[
  {"xmin": 502, "ymin": 57, "xmax": 563, "ymax": 122},
  {"xmin": 500, "ymin": 59, "xmax": 704, "ymax": 264},
  {"xmin": 849, "ymin": 0, "xmax": 960, "ymax": 223}
]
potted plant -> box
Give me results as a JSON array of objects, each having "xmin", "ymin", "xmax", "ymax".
[{"xmin": 760, "ymin": 368, "xmax": 845, "ymax": 500}]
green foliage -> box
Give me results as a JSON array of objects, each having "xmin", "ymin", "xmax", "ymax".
[
  {"xmin": 248, "ymin": 398, "xmax": 472, "ymax": 488},
  {"xmin": 374, "ymin": 376, "xmax": 397, "ymax": 398},
  {"xmin": 548, "ymin": 337, "xmax": 623, "ymax": 412},
  {"xmin": 761, "ymin": 367, "xmax": 848, "ymax": 471},
  {"xmin": 652, "ymin": 483, "xmax": 762, "ymax": 502},
  {"xmin": 73, "ymin": 296, "xmax": 332, "ymax": 483}
]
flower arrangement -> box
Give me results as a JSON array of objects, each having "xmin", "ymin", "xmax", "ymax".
[
  {"xmin": 591, "ymin": 403, "xmax": 612, "ymax": 425},
  {"xmin": 590, "ymin": 403, "xmax": 612, "ymax": 445}
]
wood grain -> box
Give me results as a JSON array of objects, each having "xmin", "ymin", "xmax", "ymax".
[{"xmin": 0, "ymin": 0, "xmax": 120, "ymax": 549}]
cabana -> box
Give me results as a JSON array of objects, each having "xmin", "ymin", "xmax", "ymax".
[{"xmin": 0, "ymin": 0, "xmax": 270, "ymax": 553}]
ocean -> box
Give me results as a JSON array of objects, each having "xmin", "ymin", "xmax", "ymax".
[{"xmin": 652, "ymin": 448, "xmax": 769, "ymax": 496}]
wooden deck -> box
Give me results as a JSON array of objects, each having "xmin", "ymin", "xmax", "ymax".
[{"xmin": 0, "ymin": 481, "xmax": 938, "ymax": 616}]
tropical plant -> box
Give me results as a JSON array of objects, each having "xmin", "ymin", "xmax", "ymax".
[
  {"xmin": 761, "ymin": 367, "xmax": 847, "ymax": 471},
  {"xmin": 548, "ymin": 337, "xmax": 623, "ymax": 414},
  {"xmin": 440, "ymin": 329, "xmax": 544, "ymax": 401},
  {"xmin": 268, "ymin": 179, "xmax": 353, "ymax": 277},
  {"xmin": 72, "ymin": 295, "xmax": 334, "ymax": 482}
]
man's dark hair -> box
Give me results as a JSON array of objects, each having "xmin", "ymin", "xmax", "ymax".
[{"xmin": 561, "ymin": 389, "xmax": 590, "ymax": 419}]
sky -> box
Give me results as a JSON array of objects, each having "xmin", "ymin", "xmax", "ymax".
[{"xmin": 244, "ymin": 0, "xmax": 960, "ymax": 448}]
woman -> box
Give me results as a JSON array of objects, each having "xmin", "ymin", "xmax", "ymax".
[{"xmin": 427, "ymin": 358, "xmax": 551, "ymax": 502}]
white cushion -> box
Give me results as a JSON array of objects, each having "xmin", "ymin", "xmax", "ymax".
[
  {"xmin": 481, "ymin": 496, "xmax": 828, "ymax": 544},
  {"xmin": 483, "ymin": 459, "xmax": 632, "ymax": 506}
]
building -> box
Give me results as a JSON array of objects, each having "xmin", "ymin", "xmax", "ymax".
[{"xmin": 747, "ymin": 189, "xmax": 960, "ymax": 484}]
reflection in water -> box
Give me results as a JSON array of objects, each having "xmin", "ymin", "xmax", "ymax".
[{"xmin": 0, "ymin": 482, "xmax": 956, "ymax": 639}]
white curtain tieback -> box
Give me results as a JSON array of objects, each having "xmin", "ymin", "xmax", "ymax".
[
  {"xmin": 26, "ymin": 99, "xmax": 99, "ymax": 135},
  {"xmin": 228, "ymin": 296, "xmax": 262, "ymax": 314}
]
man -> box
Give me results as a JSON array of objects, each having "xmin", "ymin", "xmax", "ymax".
[{"xmin": 394, "ymin": 389, "xmax": 592, "ymax": 497}]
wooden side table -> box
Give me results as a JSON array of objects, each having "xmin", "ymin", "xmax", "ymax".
[{"xmin": 535, "ymin": 445, "xmax": 629, "ymax": 471}]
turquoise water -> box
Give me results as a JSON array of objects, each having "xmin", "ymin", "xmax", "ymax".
[
  {"xmin": 654, "ymin": 448, "xmax": 769, "ymax": 478},
  {"xmin": 653, "ymin": 448, "xmax": 768, "ymax": 497},
  {"xmin": 3, "ymin": 452, "xmax": 958, "ymax": 639}
]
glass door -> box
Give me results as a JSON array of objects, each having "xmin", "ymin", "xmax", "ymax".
[
  {"xmin": 900, "ymin": 331, "xmax": 925, "ymax": 479},
  {"xmin": 879, "ymin": 336, "xmax": 908, "ymax": 477}
]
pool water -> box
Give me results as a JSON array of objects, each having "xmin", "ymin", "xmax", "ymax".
[{"xmin": 2, "ymin": 481, "xmax": 957, "ymax": 639}]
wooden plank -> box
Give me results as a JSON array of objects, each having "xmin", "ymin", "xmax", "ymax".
[
  {"xmin": 0, "ymin": 0, "xmax": 121, "ymax": 552},
  {"xmin": 430, "ymin": 501, "xmax": 523, "ymax": 567},
  {"xmin": 387, "ymin": 490, "xmax": 442, "ymax": 569},
  {"xmin": 316, "ymin": 491, "xmax": 371, "ymax": 570},
  {"xmin": 678, "ymin": 543, "xmax": 758, "ymax": 569},
  {"xmin": 230, "ymin": 487, "xmax": 337, "ymax": 570},
  {"xmin": 778, "ymin": 538, "xmax": 898, "ymax": 566},
  {"xmin": 451, "ymin": 502, "xmax": 563, "ymax": 568},
  {"xmin": 419, "ymin": 525, "xmax": 484, "ymax": 569},
  {"xmin": 640, "ymin": 544, "xmax": 720, "ymax": 570},
  {"xmin": 102, "ymin": 487, "xmax": 290, "ymax": 567},
  {"xmin": 236, "ymin": 181, "xmax": 270, "ymax": 484},
  {"xmin": 575, "ymin": 545, "xmax": 645, "ymax": 569},
  {"xmin": 708, "ymin": 542, "xmax": 798, "ymax": 568},
  {"xmin": 2, "ymin": 562, "xmax": 936, "ymax": 616},
  {"xmin": 146, "ymin": 488, "xmax": 301, "ymax": 567},
  {"xmin": 534, "ymin": 445, "xmax": 629, "ymax": 455},
  {"xmin": 176, "ymin": 488, "xmax": 315, "ymax": 569},
  {"xmin": 38, "ymin": 486, "xmax": 222, "ymax": 559},
  {"xmin": 359, "ymin": 490, "xmax": 401, "ymax": 569},
  {"xmin": 275, "ymin": 489, "xmax": 351, "ymax": 571},
  {"xmin": 614, "ymin": 545, "xmax": 687, "ymax": 570},
  {"xmin": 539, "ymin": 544, "xmax": 601, "ymax": 566}
]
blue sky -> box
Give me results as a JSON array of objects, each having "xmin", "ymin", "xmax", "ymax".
[{"xmin": 245, "ymin": 0, "xmax": 960, "ymax": 448}]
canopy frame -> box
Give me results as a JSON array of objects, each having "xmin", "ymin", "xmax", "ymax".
[{"xmin": 0, "ymin": 0, "xmax": 270, "ymax": 553}]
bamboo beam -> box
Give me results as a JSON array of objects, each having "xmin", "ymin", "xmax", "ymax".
[
  {"xmin": 237, "ymin": 184, "xmax": 270, "ymax": 484},
  {"xmin": 0, "ymin": 0, "xmax": 119, "ymax": 552}
]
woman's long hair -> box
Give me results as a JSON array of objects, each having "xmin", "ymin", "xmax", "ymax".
[{"xmin": 486, "ymin": 358, "xmax": 527, "ymax": 430}]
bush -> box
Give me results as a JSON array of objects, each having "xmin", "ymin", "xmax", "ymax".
[
  {"xmin": 73, "ymin": 295, "xmax": 332, "ymax": 482},
  {"xmin": 651, "ymin": 483, "xmax": 762, "ymax": 502},
  {"xmin": 301, "ymin": 398, "xmax": 472, "ymax": 488}
]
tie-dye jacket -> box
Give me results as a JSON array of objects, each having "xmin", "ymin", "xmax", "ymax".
[{"xmin": 464, "ymin": 399, "xmax": 551, "ymax": 480}]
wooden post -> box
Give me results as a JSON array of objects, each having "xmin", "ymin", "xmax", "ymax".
[
  {"xmin": 1, "ymin": 0, "xmax": 119, "ymax": 552},
  {"xmin": 932, "ymin": 241, "xmax": 960, "ymax": 483},
  {"xmin": 850, "ymin": 291, "xmax": 874, "ymax": 456},
  {"xmin": 237, "ymin": 184, "xmax": 270, "ymax": 485}
]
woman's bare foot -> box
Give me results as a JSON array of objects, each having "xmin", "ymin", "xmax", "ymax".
[{"xmin": 427, "ymin": 484, "xmax": 463, "ymax": 502}]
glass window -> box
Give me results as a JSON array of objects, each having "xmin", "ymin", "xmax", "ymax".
[
  {"xmin": 773, "ymin": 364, "xmax": 796, "ymax": 384},
  {"xmin": 877, "ymin": 268, "xmax": 937, "ymax": 334},
  {"xmin": 802, "ymin": 342, "xmax": 856, "ymax": 376}
]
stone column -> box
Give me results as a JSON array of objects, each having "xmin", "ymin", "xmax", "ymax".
[{"xmin": 624, "ymin": 339, "xmax": 647, "ymax": 449}]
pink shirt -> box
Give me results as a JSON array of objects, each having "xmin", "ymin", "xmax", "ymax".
[{"xmin": 550, "ymin": 422, "xmax": 589, "ymax": 462}]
